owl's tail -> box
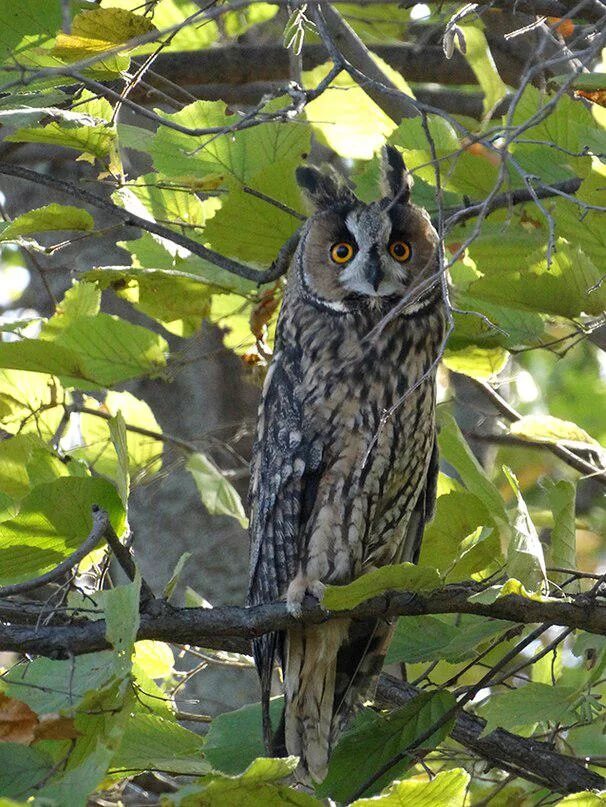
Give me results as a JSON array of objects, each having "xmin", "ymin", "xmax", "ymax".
[{"xmin": 283, "ymin": 618, "xmax": 392, "ymax": 783}]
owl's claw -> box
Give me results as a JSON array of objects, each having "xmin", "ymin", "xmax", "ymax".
[{"xmin": 286, "ymin": 574, "xmax": 326, "ymax": 618}]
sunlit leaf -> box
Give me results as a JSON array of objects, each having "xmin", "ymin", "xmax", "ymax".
[
  {"xmin": 351, "ymin": 767, "xmax": 470, "ymax": 806},
  {"xmin": 0, "ymin": 204, "xmax": 94, "ymax": 243},
  {"xmin": 443, "ymin": 345, "xmax": 509, "ymax": 380},
  {"xmin": 323, "ymin": 563, "xmax": 441, "ymax": 611},
  {"xmin": 503, "ymin": 467, "xmax": 548, "ymax": 593},
  {"xmin": 186, "ymin": 452, "xmax": 248, "ymax": 528}
]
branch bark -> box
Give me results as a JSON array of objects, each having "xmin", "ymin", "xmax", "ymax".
[
  {"xmin": 3, "ymin": 582, "xmax": 606, "ymax": 659},
  {"xmin": 376, "ymin": 674, "xmax": 605, "ymax": 795}
]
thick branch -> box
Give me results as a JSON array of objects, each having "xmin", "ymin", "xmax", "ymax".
[
  {"xmin": 2, "ymin": 583, "xmax": 606, "ymax": 659},
  {"xmin": 376, "ymin": 674, "xmax": 605, "ymax": 794}
]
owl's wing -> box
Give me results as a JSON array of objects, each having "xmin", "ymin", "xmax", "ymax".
[
  {"xmin": 403, "ymin": 431, "xmax": 439, "ymax": 563},
  {"xmin": 247, "ymin": 347, "xmax": 324, "ymax": 750}
]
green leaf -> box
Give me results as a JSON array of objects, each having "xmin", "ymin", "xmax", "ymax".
[
  {"xmin": 150, "ymin": 100, "xmax": 309, "ymax": 186},
  {"xmin": 503, "ymin": 467, "xmax": 548, "ymax": 593},
  {"xmin": 46, "ymin": 280, "xmax": 101, "ymax": 330},
  {"xmin": 166, "ymin": 757, "xmax": 319, "ymax": 806},
  {"xmin": 204, "ymin": 162, "xmax": 304, "ymax": 264},
  {"xmin": 85, "ymin": 266, "xmax": 213, "ymax": 338},
  {"xmin": 443, "ymin": 345, "xmax": 509, "ymax": 380},
  {"xmin": 163, "ymin": 551, "xmax": 192, "ymax": 601},
  {"xmin": 449, "ymin": 294, "xmax": 545, "ymax": 351},
  {"xmin": 186, "ymin": 452, "xmax": 248, "ymax": 528},
  {"xmin": 468, "ymin": 240, "xmax": 606, "ymax": 318},
  {"xmin": 205, "ymin": 699, "xmax": 284, "ymax": 775},
  {"xmin": 351, "ymin": 767, "xmax": 470, "ymax": 806},
  {"xmin": 3, "ymin": 651, "xmax": 117, "ymax": 713},
  {"xmin": 419, "ymin": 490, "xmax": 498, "ymax": 580},
  {"xmin": 510, "ymin": 415, "xmax": 600, "ymax": 448},
  {"xmin": 6, "ymin": 121, "xmax": 116, "ymax": 158},
  {"xmin": 0, "ymin": 369, "xmax": 65, "ymax": 439},
  {"xmin": 323, "ymin": 563, "xmax": 441, "ymax": 611},
  {"xmin": 0, "ymin": 314, "xmax": 167, "ymax": 389},
  {"xmin": 133, "ymin": 640, "xmax": 174, "ymax": 681},
  {"xmin": 546, "ymin": 479, "xmax": 577, "ymax": 588},
  {"xmin": 555, "ymin": 795, "xmax": 606, "ymax": 807},
  {"xmin": 109, "ymin": 411, "xmax": 129, "ymax": 509},
  {"xmin": 317, "ymin": 691, "xmax": 455, "ymax": 801},
  {"xmin": 303, "ymin": 57, "xmax": 411, "ymax": 159},
  {"xmin": 66, "ymin": 390, "xmax": 163, "ymax": 483},
  {"xmin": 0, "ymin": 745, "xmax": 53, "ymax": 800},
  {"xmin": 0, "ymin": 204, "xmax": 94, "ymax": 243},
  {"xmin": 478, "ymin": 682, "xmax": 578, "ymax": 734},
  {"xmin": 105, "ymin": 576, "xmax": 141, "ymax": 678},
  {"xmin": 386, "ymin": 614, "xmax": 511, "ymax": 665},
  {"xmin": 0, "ymin": 0, "xmax": 63, "ymax": 89},
  {"xmin": 111, "ymin": 713, "xmax": 210, "ymax": 775},
  {"xmin": 0, "ymin": 476, "xmax": 124, "ymax": 585},
  {"xmin": 436, "ymin": 410, "xmax": 508, "ymax": 527},
  {"xmin": 457, "ymin": 24, "xmax": 507, "ymax": 118}
]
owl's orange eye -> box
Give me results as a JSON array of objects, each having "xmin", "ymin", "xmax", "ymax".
[
  {"xmin": 330, "ymin": 242, "xmax": 355, "ymax": 264},
  {"xmin": 389, "ymin": 240, "xmax": 411, "ymax": 262}
]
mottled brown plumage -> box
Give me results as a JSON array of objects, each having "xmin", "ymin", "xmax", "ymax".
[{"xmin": 247, "ymin": 146, "xmax": 447, "ymax": 782}]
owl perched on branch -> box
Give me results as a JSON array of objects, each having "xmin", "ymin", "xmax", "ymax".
[{"xmin": 247, "ymin": 146, "xmax": 447, "ymax": 783}]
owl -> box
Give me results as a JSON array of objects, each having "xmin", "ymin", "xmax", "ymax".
[{"xmin": 247, "ymin": 146, "xmax": 447, "ymax": 783}]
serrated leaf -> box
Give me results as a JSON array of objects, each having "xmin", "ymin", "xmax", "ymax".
[
  {"xmin": 352, "ymin": 767, "xmax": 470, "ymax": 806},
  {"xmin": 504, "ymin": 467, "xmax": 548, "ymax": 593},
  {"xmin": 0, "ymin": 369, "xmax": 65, "ymax": 439},
  {"xmin": 0, "ymin": 204, "xmax": 94, "ymax": 243},
  {"xmin": 317, "ymin": 691, "xmax": 455, "ymax": 801},
  {"xmin": 186, "ymin": 452, "xmax": 248, "ymax": 528},
  {"xmin": 322, "ymin": 563, "xmax": 441, "ymax": 611},
  {"xmin": 555, "ymin": 795, "xmax": 606, "ymax": 807},
  {"xmin": 0, "ymin": 745, "xmax": 53, "ymax": 800},
  {"xmin": 85, "ymin": 266, "xmax": 213, "ymax": 337},
  {"xmin": 478, "ymin": 682, "xmax": 578, "ymax": 735}
]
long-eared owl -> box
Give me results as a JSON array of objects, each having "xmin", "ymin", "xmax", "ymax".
[{"xmin": 247, "ymin": 146, "xmax": 447, "ymax": 783}]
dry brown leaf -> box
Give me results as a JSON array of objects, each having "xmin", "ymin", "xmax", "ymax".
[
  {"xmin": 34, "ymin": 714, "xmax": 80, "ymax": 741},
  {"xmin": 547, "ymin": 17, "xmax": 575, "ymax": 38},
  {"xmin": 575, "ymin": 89, "xmax": 606, "ymax": 108},
  {"xmin": 0, "ymin": 692, "xmax": 38, "ymax": 745}
]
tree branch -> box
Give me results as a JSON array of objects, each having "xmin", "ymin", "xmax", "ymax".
[
  {"xmin": 376, "ymin": 674, "xmax": 605, "ymax": 795},
  {"xmin": 468, "ymin": 377, "xmax": 606, "ymax": 487},
  {"xmin": 3, "ymin": 582, "xmax": 606, "ymax": 659},
  {"xmin": 0, "ymin": 162, "xmax": 271, "ymax": 284}
]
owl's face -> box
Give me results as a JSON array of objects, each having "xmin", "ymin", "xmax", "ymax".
[{"xmin": 293, "ymin": 147, "xmax": 440, "ymax": 313}]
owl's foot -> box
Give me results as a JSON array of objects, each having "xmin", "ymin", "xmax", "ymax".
[{"xmin": 286, "ymin": 574, "xmax": 326, "ymax": 618}]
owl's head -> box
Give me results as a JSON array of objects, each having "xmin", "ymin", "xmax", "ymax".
[{"xmin": 293, "ymin": 146, "xmax": 440, "ymax": 313}]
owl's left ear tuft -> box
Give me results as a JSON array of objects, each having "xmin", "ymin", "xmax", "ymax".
[
  {"xmin": 296, "ymin": 164, "xmax": 356, "ymax": 211},
  {"xmin": 380, "ymin": 145, "xmax": 413, "ymax": 204}
]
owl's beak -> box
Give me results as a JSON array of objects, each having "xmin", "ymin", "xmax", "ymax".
[{"xmin": 364, "ymin": 257, "xmax": 384, "ymax": 291}]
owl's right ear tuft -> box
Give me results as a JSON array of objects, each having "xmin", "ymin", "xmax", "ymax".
[
  {"xmin": 380, "ymin": 145, "xmax": 413, "ymax": 204},
  {"xmin": 296, "ymin": 164, "xmax": 356, "ymax": 210}
]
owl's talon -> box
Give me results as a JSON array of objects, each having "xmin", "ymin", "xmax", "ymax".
[{"xmin": 287, "ymin": 574, "xmax": 325, "ymax": 618}]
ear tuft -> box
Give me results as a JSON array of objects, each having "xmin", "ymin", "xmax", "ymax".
[
  {"xmin": 296, "ymin": 164, "xmax": 356, "ymax": 211},
  {"xmin": 380, "ymin": 145, "xmax": 413, "ymax": 204}
]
